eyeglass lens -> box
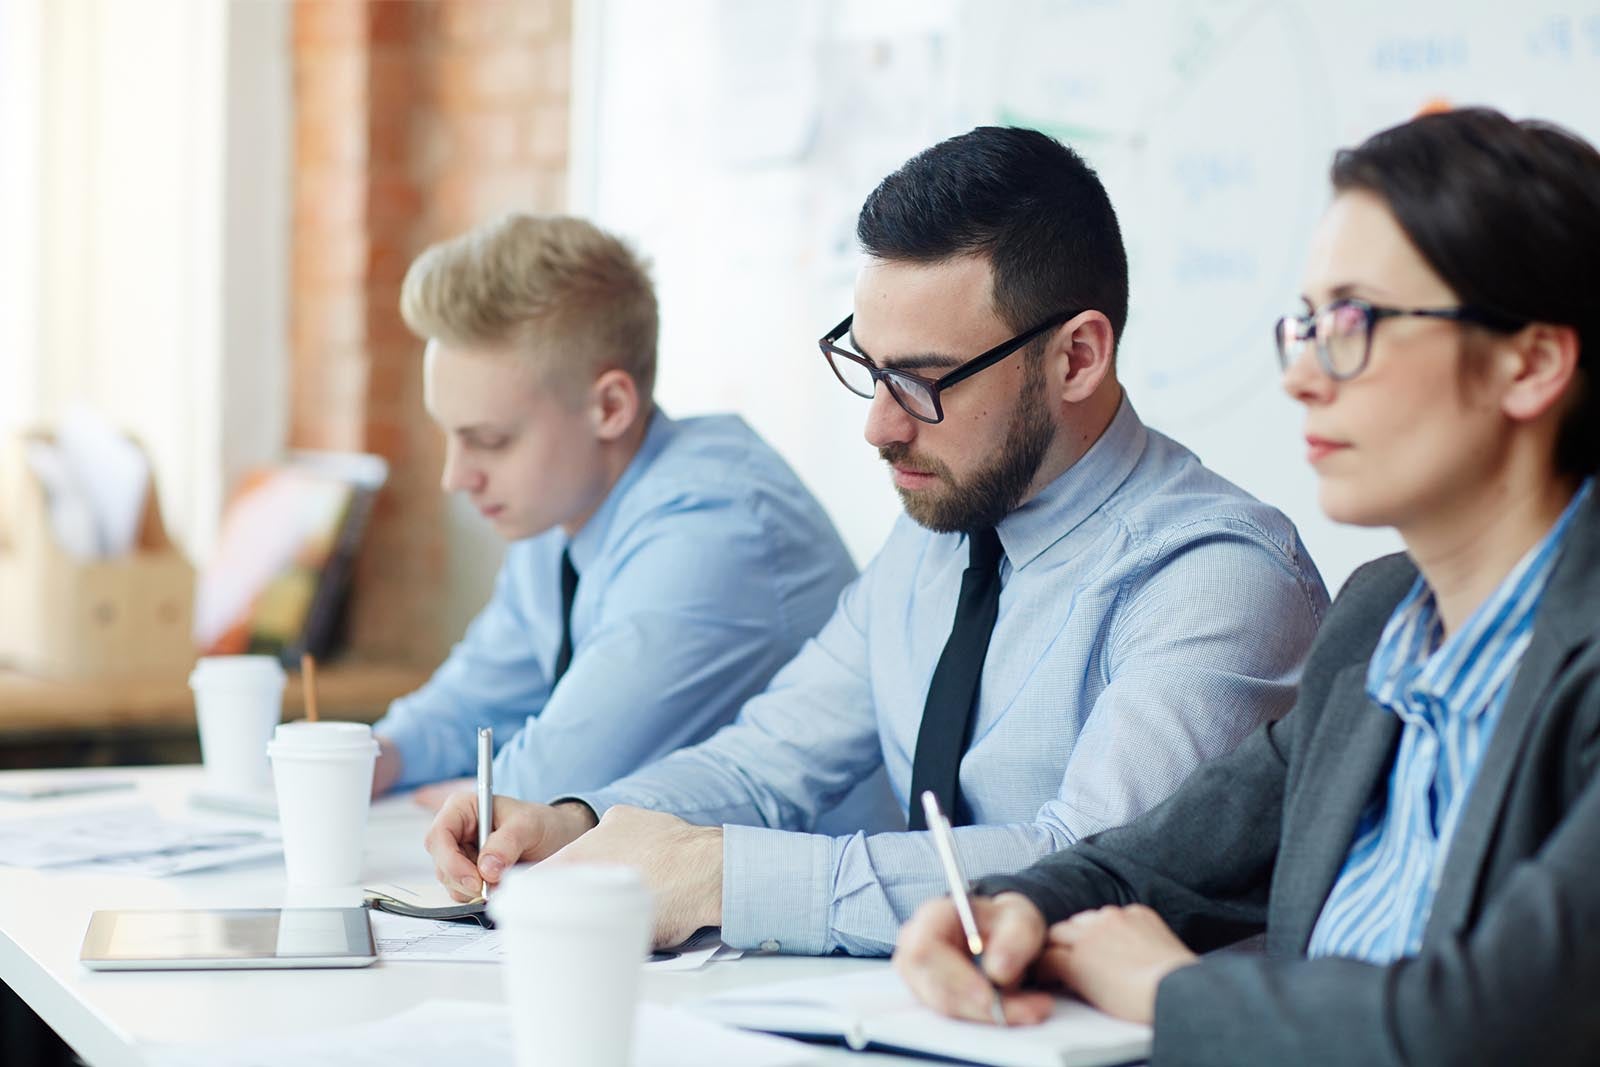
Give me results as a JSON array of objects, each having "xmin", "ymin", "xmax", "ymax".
[
  {"xmin": 884, "ymin": 375, "xmax": 938, "ymax": 421},
  {"xmin": 826, "ymin": 349, "xmax": 876, "ymax": 399},
  {"xmin": 824, "ymin": 348, "xmax": 940, "ymax": 421},
  {"xmin": 1277, "ymin": 302, "xmax": 1371, "ymax": 378}
]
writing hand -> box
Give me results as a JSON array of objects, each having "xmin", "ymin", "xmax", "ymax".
[
  {"xmin": 894, "ymin": 892, "xmax": 1054, "ymax": 1026},
  {"xmin": 423, "ymin": 794, "xmax": 597, "ymax": 900}
]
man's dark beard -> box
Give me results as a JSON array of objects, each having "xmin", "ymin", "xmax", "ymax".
[{"xmin": 879, "ymin": 365, "xmax": 1054, "ymax": 534}]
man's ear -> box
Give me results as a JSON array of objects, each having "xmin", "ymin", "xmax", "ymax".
[
  {"xmin": 1499, "ymin": 323, "xmax": 1579, "ymax": 423},
  {"xmin": 1047, "ymin": 311, "xmax": 1116, "ymax": 405},
  {"xmin": 589, "ymin": 368, "xmax": 641, "ymax": 442}
]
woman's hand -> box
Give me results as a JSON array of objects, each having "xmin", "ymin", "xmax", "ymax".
[{"xmin": 1034, "ymin": 904, "xmax": 1198, "ymax": 1024}]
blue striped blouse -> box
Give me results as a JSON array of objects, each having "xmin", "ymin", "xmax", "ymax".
[{"xmin": 1308, "ymin": 482, "xmax": 1593, "ymax": 964}]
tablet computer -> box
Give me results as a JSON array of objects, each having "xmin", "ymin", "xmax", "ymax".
[{"xmin": 80, "ymin": 907, "xmax": 376, "ymax": 970}]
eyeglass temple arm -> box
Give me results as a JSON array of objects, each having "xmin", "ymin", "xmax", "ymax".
[
  {"xmin": 1366, "ymin": 304, "xmax": 1527, "ymax": 333},
  {"xmin": 821, "ymin": 314, "xmax": 854, "ymax": 345},
  {"xmin": 935, "ymin": 311, "xmax": 1074, "ymax": 390}
]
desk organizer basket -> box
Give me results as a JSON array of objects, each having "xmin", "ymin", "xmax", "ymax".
[{"xmin": 0, "ymin": 432, "xmax": 195, "ymax": 680}]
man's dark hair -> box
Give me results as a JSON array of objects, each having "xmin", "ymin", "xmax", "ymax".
[
  {"xmin": 1332, "ymin": 107, "xmax": 1600, "ymax": 477},
  {"xmin": 856, "ymin": 126, "xmax": 1129, "ymax": 348}
]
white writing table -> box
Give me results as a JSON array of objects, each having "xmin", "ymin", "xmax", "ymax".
[{"xmin": 0, "ymin": 765, "xmax": 909, "ymax": 1065}]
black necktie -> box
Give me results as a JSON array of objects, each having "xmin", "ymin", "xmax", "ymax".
[
  {"xmin": 552, "ymin": 548, "xmax": 580, "ymax": 684},
  {"xmin": 908, "ymin": 528, "xmax": 1004, "ymax": 830}
]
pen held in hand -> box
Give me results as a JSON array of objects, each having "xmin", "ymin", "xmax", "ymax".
[
  {"xmin": 919, "ymin": 790, "xmax": 1007, "ymax": 1028},
  {"xmin": 475, "ymin": 727, "xmax": 493, "ymax": 902}
]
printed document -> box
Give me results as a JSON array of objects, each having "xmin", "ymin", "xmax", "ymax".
[{"xmin": 0, "ymin": 805, "xmax": 280, "ymax": 876}]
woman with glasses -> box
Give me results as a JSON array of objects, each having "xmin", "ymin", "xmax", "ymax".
[{"xmin": 892, "ymin": 106, "xmax": 1600, "ymax": 1065}]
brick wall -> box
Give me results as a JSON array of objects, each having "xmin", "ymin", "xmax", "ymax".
[{"xmin": 291, "ymin": 0, "xmax": 571, "ymax": 663}]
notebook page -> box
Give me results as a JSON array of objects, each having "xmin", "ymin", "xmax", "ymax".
[{"xmin": 696, "ymin": 966, "xmax": 1150, "ymax": 1067}]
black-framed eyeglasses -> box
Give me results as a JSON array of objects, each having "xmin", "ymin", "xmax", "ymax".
[
  {"xmin": 1274, "ymin": 297, "xmax": 1526, "ymax": 381},
  {"xmin": 818, "ymin": 310, "xmax": 1077, "ymax": 424}
]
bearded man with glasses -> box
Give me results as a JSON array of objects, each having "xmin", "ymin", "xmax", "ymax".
[{"xmin": 424, "ymin": 126, "xmax": 1331, "ymax": 958}]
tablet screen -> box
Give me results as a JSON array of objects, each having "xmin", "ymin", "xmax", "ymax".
[{"xmin": 81, "ymin": 907, "xmax": 375, "ymax": 970}]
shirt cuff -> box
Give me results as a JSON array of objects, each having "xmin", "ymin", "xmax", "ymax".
[{"xmin": 721, "ymin": 825, "xmax": 834, "ymax": 956}]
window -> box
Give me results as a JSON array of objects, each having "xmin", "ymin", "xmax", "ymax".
[{"xmin": 0, "ymin": 0, "xmax": 290, "ymax": 560}]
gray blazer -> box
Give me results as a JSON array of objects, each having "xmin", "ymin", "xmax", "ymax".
[{"xmin": 977, "ymin": 490, "xmax": 1600, "ymax": 1066}]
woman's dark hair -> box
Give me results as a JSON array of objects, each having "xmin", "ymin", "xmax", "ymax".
[
  {"xmin": 856, "ymin": 126, "xmax": 1128, "ymax": 349},
  {"xmin": 1331, "ymin": 107, "xmax": 1600, "ymax": 477}
]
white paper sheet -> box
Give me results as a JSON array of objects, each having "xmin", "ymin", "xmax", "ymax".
[
  {"xmin": 368, "ymin": 911, "xmax": 507, "ymax": 963},
  {"xmin": 368, "ymin": 912, "xmax": 739, "ymax": 970},
  {"xmin": 143, "ymin": 998, "xmax": 816, "ymax": 1067},
  {"xmin": 0, "ymin": 804, "xmax": 279, "ymax": 875},
  {"xmin": 649, "ymin": 925, "xmax": 741, "ymax": 971},
  {"xmin": 57, "ymin": 404, "xmax": 151, "ymax": 557},
  {"xmin": 188, "ymin": 788, "xmax": 279, "ymax": 820},
  {"xmin": 76, "ymin": 840, "xmax": 285, "ymax": 878},
  {"xmin": 0, "ymin": 775, "xmax": 135, "ymax": 801},
  {"xmin": 23, "ymin": 439, "xmax": 101, "ymax": 558}
]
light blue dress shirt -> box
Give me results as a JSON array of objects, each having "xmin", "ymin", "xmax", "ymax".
[
  {"xmin": 1308, "ymin": 481, "xmax": 1591, "ymax": 964},
  {"xmin": 575, "ymin": 397, "xmax": 1330, "ymax": 956},
  {"xmin": 374, "ymin": 411, "xmax": 858, "ymax": 801}
]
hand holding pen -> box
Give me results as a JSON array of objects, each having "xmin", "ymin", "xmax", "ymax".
[
  {"xmin": 918, "ymin": 790, "xmax": 1008, "ymax": 1027},
  {"xmin": 475, "ymin": 726, "xmax": 493, "ymax": 901}
]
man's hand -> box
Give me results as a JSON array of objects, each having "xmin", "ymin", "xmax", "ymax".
[
  {"xmin": 894, "ymin": 893, "xmax": 1055, "ymax": 1026},
  {"xmin": 545, "ymin": 805, "xmax": 724, "ymax": 948},
  {"xmin": 1034, "ymin": 904, "xmax": 1198, "ymax": 1024},
  {"xmin": 423, "ymin": 794, "xmax": 598, "ymax": 901}
]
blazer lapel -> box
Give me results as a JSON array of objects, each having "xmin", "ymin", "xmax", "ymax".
[
  {"xmin": 1423, "ymin": 491, "xmax": 1600, "ymax": 942},
  {"xmin": 1420, "ymin": 630, "xmax": 1579, "ymax": 943},
  {"xmin": 1273, "ymin": 662, "xmax": 1401, "ymax": 955}
]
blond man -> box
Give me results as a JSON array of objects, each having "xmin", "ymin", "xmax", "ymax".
[{"xmin": 371, "ymin": 214, "xmax": 857, "ymax": 803}]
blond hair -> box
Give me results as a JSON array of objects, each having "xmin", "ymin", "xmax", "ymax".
[{"xmin": 400, "ymin": 213, "xmax": 658, "ymax": 399}]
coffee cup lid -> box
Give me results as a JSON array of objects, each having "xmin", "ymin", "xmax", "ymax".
[
  {"xmin": 267, "ymin": 721, "xmax": 377, "ymax": 759},
  {"xmin": 488, "ymin": 864, "xmax": 651, "ymax": 927},
  {"xmin": 190, "ymin": 655, "xmax": 287, "ymax": 689}
]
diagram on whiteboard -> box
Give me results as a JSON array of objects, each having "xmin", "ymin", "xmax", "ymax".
[{"xmin": 583, "ymin": 0, "xmax": 1600, "ymax": 585}]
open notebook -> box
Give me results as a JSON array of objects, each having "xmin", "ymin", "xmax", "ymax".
[{"xmin": 690, "ymin": 967, "xmax": 1151, "ymax": 1067}]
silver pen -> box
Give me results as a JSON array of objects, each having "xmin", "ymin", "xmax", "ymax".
[
  {"xmin": 476, "ymin": 727, "xmax": 493, "ymax": 900},
  {"xmin": 920, "ymin": 790, "xmax": 1007, "ymax": 1027}
]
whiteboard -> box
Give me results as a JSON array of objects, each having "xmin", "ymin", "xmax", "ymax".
[{"xmin": 573, "ymin": 0, "xmax": 1600, "ymax": 590}]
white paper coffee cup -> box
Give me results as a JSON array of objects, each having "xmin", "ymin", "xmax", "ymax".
[
  {"xmin": 267, "ymin": 721, "xmax": 378, "ymax": 888},
  {"xmin": 190, "ymin": 655, "xmax": 286, "ymax": 792},
  {"xmin": 488, "ymin": 865, "xmax": 653, "ymax": 1067}
]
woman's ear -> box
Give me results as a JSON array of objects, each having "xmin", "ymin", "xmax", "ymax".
[
  {"xmin": 589, "ymin": 368, "xmax": 641, "ymax": 442},
  {"xmin": 1499, "ymin": 323, "xmax": 1579, "ymax": 423}
]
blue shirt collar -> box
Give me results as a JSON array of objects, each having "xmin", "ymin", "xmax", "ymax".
[
  {"xmin": 1368, "ymin": 479, "xmax": 1593, "ymax": 721},
  {"xmin": 996, "ymin": 392, "xmax": 1146, "ymax": 571}
]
